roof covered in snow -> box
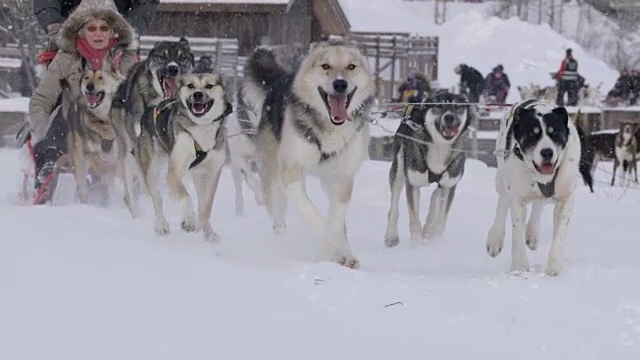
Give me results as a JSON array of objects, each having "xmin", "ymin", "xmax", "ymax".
[{"xmin": 159, "ymin": 0, "xmax": 289, "ymax": 3}]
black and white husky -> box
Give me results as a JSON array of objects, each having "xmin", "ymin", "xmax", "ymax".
[
  {"xmin": 384, "ymin": 92, "xmax": 471, "ymax": 246},
  {"xmin": 486, "ymin": 99, "xmax": 580, "ymax": 276}
]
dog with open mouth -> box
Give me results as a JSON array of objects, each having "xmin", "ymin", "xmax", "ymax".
[
  {"xmin": 110, "ymin": 37, "xmax": 194, "ymax": 218},
  {"xmin": 242, "ymin": 42, "xmax": 375, "ymax": 268},
  {"xmin": 135, "ymin": 73, "xmax": 233, "ymax": 242},
  {"xmin": 58, "ymin": 66, "xmax": 124, "ymax": 204},
  {"xmin": 486, "ymin": 99, "xmax": 581, "ymax": 276},
  {"xmin": 383, "ymin": 91, "xmax": 471, "ymax": 247}
]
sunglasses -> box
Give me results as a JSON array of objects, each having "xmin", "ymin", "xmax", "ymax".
[{"xmin": 86, "ymin": 24, "xmax": 111, "ymax": 33}]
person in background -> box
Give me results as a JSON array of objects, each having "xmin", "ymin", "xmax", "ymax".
[
  {"xmin": 483, "ymin": 65, "xmax": 510, "ymax": 104},
  {"xmin": 555, "ymin": 48, "xmax": 579, "ymax": 106},
  {"xmin": 395, "ymin": 69, "xmax": 431, "ymax": 104},
  {"xmin": 629, "ymin": 69, "xmax": 639, "ymax": 105},
  {"xmin": 454, "ymin": 63, "xmax": 484, "ymax": 103}
]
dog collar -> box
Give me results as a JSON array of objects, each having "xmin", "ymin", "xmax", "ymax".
[
  {"xmin": 538, "ymin": 170, "xmax": 559, "ymax": 198},
  {"xmin": 187, "ymin": 102, "xmax": 232, "ymax": 169}
]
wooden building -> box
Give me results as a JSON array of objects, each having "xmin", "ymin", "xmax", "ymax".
[{"xmin": 151, "ymin": 0, "xmax": 350, "ymax": 55}]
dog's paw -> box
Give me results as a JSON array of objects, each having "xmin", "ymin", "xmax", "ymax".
[
  {"xmin": 337, "ymin": 254, "xmax": 360, "ymax": 269},
  {"xmin": 510, "ymin": 259, "xmax": 530, "ymax": 273},
  {"xmin": 202, "ymin": 226, "xmax": 220, "ymax": 243},
  {"xmin": 409, "ymin": 224, "xmax": 423, "ymax": 245},
  {"xmin": 421, "ymin": 226, "xmax": 439, "ymax": 242},
  {"xmin": 155, "ymin": 219, "xmax": 170, "ymax": 236},
  {"xmin": 486, "ymin": 228, "xmax": 505, "ymax": 257},
  {"xmin": 181, "ymin": 218, "xmax": 198, "ymax": 233},
  {"xmin": 384, "ymin": 234, "xmax": 399, "ymax": 248},
  {"xmin": 181, "ymin": 211, "xmax": 198, "ymax": 233},
  {"xmin": 544, "ymin": 261, "xmax": 561, "ymax": 277},
  {"xmin": 272, "ymin": 222, "xmax": 287, "ymax": 236}
]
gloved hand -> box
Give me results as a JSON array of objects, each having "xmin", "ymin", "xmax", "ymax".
[{"xmin": 45, "ymin": 23, "xmax": 61, "ymax": 54}]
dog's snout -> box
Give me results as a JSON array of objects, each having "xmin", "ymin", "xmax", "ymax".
[
  {"xmin": 192, "ymin": 91, "xmax": 205, "ymax": 102},
  {"xmin": 86, "ymin": 83, "xmax": 95, "ymax": 92},
  {"xmin": 167, "ymin": 64, "xmax": 180, "ymax": 77},
  {"xmin": 540, "ymin": 148, "xmax": 554, "ymax": 161},
  {"xmin": 443, "ymin": 114, "xmax": 455, "ymax": 124},
  {"xmin": 332, "ymin": 79, "xmax": 348, "ymax": 94}
]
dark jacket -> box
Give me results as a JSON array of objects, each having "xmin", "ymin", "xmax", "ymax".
[
  {"xmin": 459, "ymin": 64, "xmax": 484, "ymax": 95},
  {"xmin": 33, "ymin": 0, "xmax": 159, "ymax": 35}
]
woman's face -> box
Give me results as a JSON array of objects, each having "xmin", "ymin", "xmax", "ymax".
[{"xmin": 82, "ymin": 19, "xmax": 113, "ymax": 50}]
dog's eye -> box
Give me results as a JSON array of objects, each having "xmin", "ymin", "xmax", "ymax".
[
  {"xmin": 158, "ymin": 54, "xmax": 167, "ymax": 61},
  {"xmin": 548, "ymin": 126, "xmax": 554, "ymax": 134},
  {"xmin": 321, "ymin": 64, "xmax": 331, "ymax": 70},
  {"xmin": 347, "ymin": 64, "xmax": 356, "ymax": 70},
  {"xmin": 205, "ymin": 84, "xmax": 214, "ymax": 89},
  {"xmin": 98, "ymin": 76, "xmax": 103, "ymax": 81},
  {"xmin": 187, "ymin": 84, "xmax": 195, "ymax": 89},
  {"xmin": 533, "ymin": 127, "xmax": 541, "ymax": 134}
]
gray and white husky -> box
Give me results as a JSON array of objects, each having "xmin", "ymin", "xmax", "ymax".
[
  {"xmin": 242, "ymin": 43, "xmax": 375, "ymax": 268},
  {"xmin": 384, "ymin": 91, "xmax": 471, "ymax": 247},
  {"xmin": 110, "ymin": 38, "xmax": 195, "ymax": 218},
  {"xmin": 135, "ymin": 73, "xmax": 233, "ymax": 242}
]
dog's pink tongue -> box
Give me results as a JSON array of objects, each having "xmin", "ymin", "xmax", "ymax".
[
  {"xmin": 328, "ymin": 94, "xmax": 351, "ymax": 122},
  {"xmin": 86, "ymin": 93, "xmax": 99, "ymax": 106},
  {"xmin": 444, "ymin": 126, "xmax": 459, "ymax": 137},
  {"xmin": 540, "ymin": 163, "xmax": 555, "ymax": 175},
  {"xmin": 163, "ymin": 78, "xmax": 178, "ymax": 98}
]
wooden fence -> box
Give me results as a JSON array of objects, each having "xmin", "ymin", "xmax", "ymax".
[{"xmin": 328, "ymin": 32, "xmax": 439, "ymax": 101}]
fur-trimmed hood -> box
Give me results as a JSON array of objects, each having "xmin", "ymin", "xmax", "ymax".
[{"xmin": 57, "ymin": 0, "xmax": 138, "ymax": 54}]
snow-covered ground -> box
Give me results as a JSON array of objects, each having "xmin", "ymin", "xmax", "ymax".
[
  {"xmin": 339, "ymin": 0, "xmax": 619, "ymax": 103},
  {"xmin": 2, "ymin": 145, "xmax": 640, "ymax": 359}
]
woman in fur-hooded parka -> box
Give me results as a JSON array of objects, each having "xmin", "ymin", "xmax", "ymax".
[{"xmin": 28, "ymin": 0, "xmax": 138, "ymax": 142}]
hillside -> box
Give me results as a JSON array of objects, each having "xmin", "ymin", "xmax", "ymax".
[{"xmin": 338, "ymin": 0, "xmax": 619, "ymax": 103}]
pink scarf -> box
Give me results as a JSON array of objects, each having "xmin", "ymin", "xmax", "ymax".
[{"xmin": 76, "ymin": 37, "xmax": 119, "ymax": 70}]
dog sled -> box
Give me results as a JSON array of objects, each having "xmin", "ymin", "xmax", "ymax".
[{"xmin": 17, "ymin": 128, "xmax": 114, "ymax": 207}]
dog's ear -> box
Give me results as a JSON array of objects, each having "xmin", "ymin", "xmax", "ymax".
[
  {"xmin": 179, "ymin": 36, "xmax": 191, "ymax": 50},
  {"xmin": 552, "ymin": 106, "xmax": 569, "ymax": 127}
]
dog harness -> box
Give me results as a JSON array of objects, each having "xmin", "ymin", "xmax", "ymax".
[
  {"xmin": 400, "ymin": 102, "xmax": 466, "ymax": 186},
  {"xmin": 295, "ymin": 119, "xmax": 366, "ymax": 163},
  {"xmin": 152, "ymin": 100, "xmax": 233, "ymax": 169}
]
